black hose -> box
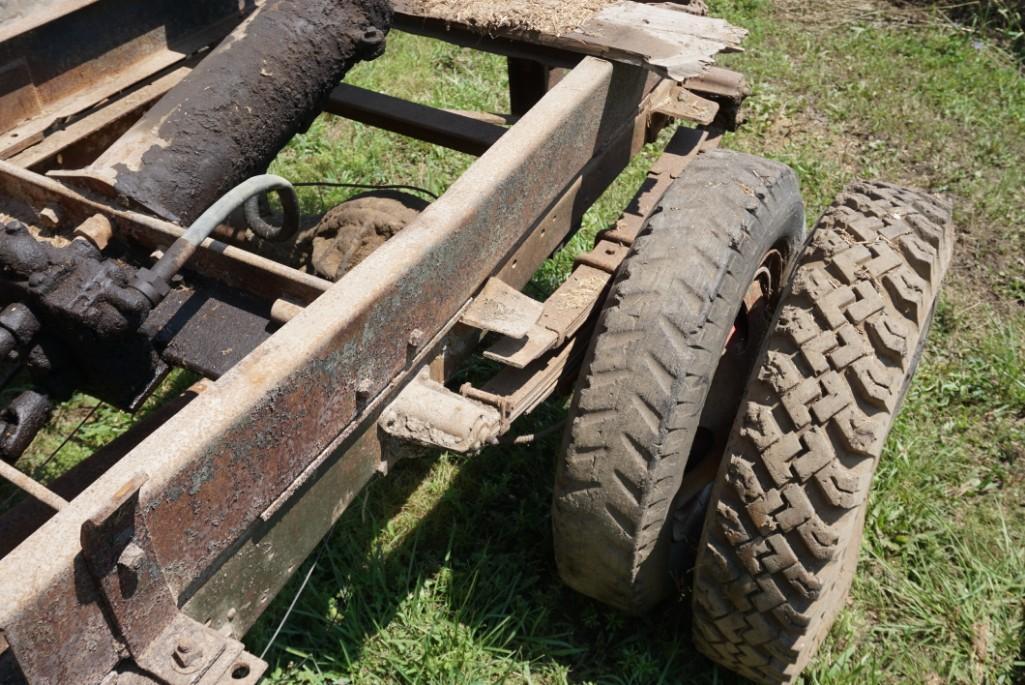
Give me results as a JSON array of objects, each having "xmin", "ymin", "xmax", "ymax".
[{"xmin": 243, "ymin": 186, "xmax": 301, "ymax": 242}]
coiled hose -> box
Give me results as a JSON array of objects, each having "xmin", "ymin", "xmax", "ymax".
[{"xmin": 130, "ymin": 175, "xmax": 300, "ymax": 305}]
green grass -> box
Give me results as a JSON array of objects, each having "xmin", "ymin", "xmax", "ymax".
[
  {"xmin": 245, "ymin": 2, "xmax": 1025, "ymax": 683},
  {"xmin": 9, "ymin": 0, "xmax": 1024, "ymax": 682}
]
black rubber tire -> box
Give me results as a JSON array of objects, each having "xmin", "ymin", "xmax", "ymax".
[
  {"xmin": 551, "ymin": 149, "xmax": 806, "ymax": 615},
  {"xmin": 690, "ymin": 182, "xmax": 955, "ymax": 684}
]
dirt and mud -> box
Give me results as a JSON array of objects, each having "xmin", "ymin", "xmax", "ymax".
[{"xmin": 306, "ymin": 191, "xmax": 427, "ymax": 281}]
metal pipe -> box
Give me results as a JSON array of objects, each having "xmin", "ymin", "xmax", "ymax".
[
  {"xmin": 130, "ymin": 175, "xmax": 298, "ymax": 305},
  {"xmin": 0, "ymin": 459, "xmax": 67, "ymax": 512}
]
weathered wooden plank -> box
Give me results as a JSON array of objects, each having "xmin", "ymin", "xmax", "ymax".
[
  {"xmin": 567, "ymin": 3, "xmax": 745, "ymax": 80},
  {"xmin": 394, "ymin": 1, "xmax": 746, "ymax": 81},
  {"xmin": 586, "ymin": 3, "xmax": 745, "ymax": 47}
]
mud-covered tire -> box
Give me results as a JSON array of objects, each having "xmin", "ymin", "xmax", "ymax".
[
  {"xmin": 691, "ymin": 182, "xmax": 955, "ymax": 683},
  {"xmin": 551, "ymin": 150, "xmax": 806, "ymax": 615}
]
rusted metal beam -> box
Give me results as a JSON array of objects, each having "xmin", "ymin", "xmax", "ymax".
[
  {"xmin": 188, "ymin": 78, "xmax": 690, "ymax": 638},
  {"xmin": 0, "ymin": 1, "xmax": 104, "ymax": 42},
  {"xmin": 0, "ymin": 57, "xmax": 650, "ymax": 684},
  {"xmin": 324, "ymin": 83, "xmax": 505, "ymax": 156},
  {"xmin": 8, "ymin": 65, "xmax": 193, "ymax": 171},
  {"xmin": 0, "ymin": 385, "xmax": 206, "ymax": 559}
]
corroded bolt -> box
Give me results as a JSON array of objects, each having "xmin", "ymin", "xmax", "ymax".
[
  {"xmin": 362, "ymin": 28, "xmax": 384, "ymax": 46},
  {"xmin": 37, "ymin": 206, "xmax": 60, "ymax": 230},
  {"xmin": 356, "ymin": 379, "xmax": 373, "ymax": 402},
  {"xmin": 408, "ymin": 328, "xmax": 425, "ymax": 349},
  {"xmin": 117, "ymin": 543, "xmax": 146, "ymax": 573},
  {"xmin": 173, "ymin": 637, "xmax": 203, "ymax": 669}
]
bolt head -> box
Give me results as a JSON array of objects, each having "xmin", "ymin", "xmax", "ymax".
[
  {"xmin": 356, "ymin": 379, "xmax": 373, "ymax": 400},
  {"xmin": 117, "ymin": 542, "xmax": 146, "ymax": 572},
  {"xmin": 37, "ymin": 207, "xmax": 60, "ymax": 229},
  {"xmin": 408, "ymin": 328, "xmax": 425, "ymax": 348},
  {"xmin": 173, "ymin": 637, "xmax": 204, "ymax": 669}
]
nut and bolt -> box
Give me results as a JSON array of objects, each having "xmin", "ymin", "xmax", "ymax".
[
  {"xmin": 117, "ymin": 543, "xmax": 146, "ymax": 573},
  {"xmin": 173, "ymin": 637, "xmax": 204, "ymax": 670},
  {"xmin": 356, "ymin": 379, "xmax": 373, "ymax": 402},
  {"xmin": 362, "ymin": 28, "xmax": 384, "ymax": 46},
  {"xmin": 408, "ymin": 328, "xmax": 425, "ymax": 349}
]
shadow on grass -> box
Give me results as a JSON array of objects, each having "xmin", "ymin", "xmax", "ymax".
[{"xmin": 248, "ymin": 398, "xmax": 743, "ymax": 684}]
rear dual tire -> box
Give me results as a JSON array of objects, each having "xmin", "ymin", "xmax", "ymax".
[{"xmin": 690, "ymin": 181, "xmax": 955, "ymax": 684}]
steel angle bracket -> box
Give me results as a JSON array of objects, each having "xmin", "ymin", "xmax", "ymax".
[{"xmin": 79, "ymin": 474, "xmax": 266, "ymax": 685}]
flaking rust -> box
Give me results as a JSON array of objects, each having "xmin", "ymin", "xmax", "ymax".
[{"xmin": 63, "ymin": 0, "xmax": 393, "ymax": 225}]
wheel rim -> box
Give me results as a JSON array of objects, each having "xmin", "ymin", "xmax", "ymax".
[{"xmin": 668, "ymin": 247, "xmax": 787, "ymax": 581}]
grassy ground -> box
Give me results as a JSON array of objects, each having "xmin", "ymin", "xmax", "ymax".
[{"xmin": 9, "ymin": 0, "xmax": 1023, "ymax": 682}]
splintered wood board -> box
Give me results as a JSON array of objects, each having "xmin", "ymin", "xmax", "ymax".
[
  {"xmin": 397, "ymin": 0, "xmax": 614, "ymax": 36},
  {"xmin": 394, "ymin": 1, "xmax": 746, "ymax": 81}
]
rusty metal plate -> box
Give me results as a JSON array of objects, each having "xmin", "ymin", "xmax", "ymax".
[{"xmin": 459, "ymin": 277, "xmax": 544, "ymax": 338}]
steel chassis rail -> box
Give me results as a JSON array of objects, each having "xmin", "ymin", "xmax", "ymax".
[{"xmin": 0, "ymin": 11, "xmax": 730, "ymax": 684}]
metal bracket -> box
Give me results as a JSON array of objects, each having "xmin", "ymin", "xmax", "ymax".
[
  {"xmin": 654, "ymin": 86, "xmax": 720, "ymax": 126},
  {"xmin": 80, "ymin": 474, "xmax": 266, "ymax": 685}
]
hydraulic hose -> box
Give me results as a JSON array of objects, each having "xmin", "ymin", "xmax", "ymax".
[
  {"xmin": 244, "ymin": 186, "xmax": 300, "ymax": 242},
  {"xmin": 130, "ymin": 175, "xmax": 299, "ymax": 306}
]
